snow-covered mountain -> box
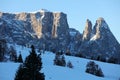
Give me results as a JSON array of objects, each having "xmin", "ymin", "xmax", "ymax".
[
  {"xmin": 0, "ymin": 9, "xmax": 120, "ymax": 63},
  {"xmin": 0, "ymin": 44, "xmax": 120, "ymax": 80}
]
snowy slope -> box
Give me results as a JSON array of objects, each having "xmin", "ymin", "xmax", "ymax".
[
  {"xmin": 42, "ymin": 52, "xmax": 120, "ymax": 80},
  {"xmin": 0, "ymin": 45, "xmax": 120, "ymax": 80},
  {"xmin": 0, "ymin": 63, "xmax": 19, "ymax": 80}
]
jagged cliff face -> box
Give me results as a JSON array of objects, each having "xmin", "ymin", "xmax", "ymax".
[
  {"xmin": 0, "ymin": 10, "xmax": 120, "ymax": 62},
  {"xmin": 0, "ymin": 10, "xmax": 70, "ymax": 51},
  {"xmin": 91, "ymin": 17, "xmax": 109, "ymax": 40},
  {"xmin": 92, "ymin": 17, "xmax": 119, "ymax": 55},
  {"xmin": 82, "ymin": 19, "xmax": 92, "ymax": 41},
  {"xmin": 80, "ymin": 17, "xmax": 120, "ymax": 61},
  {"xmin": 14, "ymin": 10, "xmax": 69, "ymax": 39}
]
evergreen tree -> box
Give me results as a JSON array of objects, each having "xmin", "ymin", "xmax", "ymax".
[
  {"xmin": 54, "ymin": 52, "xmax": 66, "ymax": 67},
  {"xmin": 9, "ymin": 46, "xmax": 17, "ymax": 62},
  {"xmin": 15, "ymin": 64, "xmax": 30, "ymax": 80},
  {"xmin": 17, "ymin": 54, "xmax": 23, "ymax": 63},
  {"xmin": 107, "ymin": 56, "xmax": 118, "ymax": 64},
  {"xmin": 15, "ymin": 45, "xmax": 45, "ymax": 80},
  {"xmin": 24, "ymin": 45, "xmax": 42, "ymax": 72},
  {"xmin": 0, "ymin": 39, "xmax": 7, "ymax": 61},
  {"xmin": 97, "ymin": 55, "xmax": 100, "ymax": 61},
  {"xmin": 54, "ymin": 52, "xmax": 60, "ymax": 65},
  {"xmin": 65, "ymin": 49, "xmax": 71, "ymax": 56},
  {"xmin": 85, "ymin": 61, "xmax": 104, "ymax": 77},
  {"xmin": 0, "ymin": 39, "xmax": 8, "ymax": 62},
  {"xmin": 75, "ymin": 53, "xmax": 84, "ymax": 58},
  {"xmin": 97, "ymin": 55, "xmax": 106, "ymax": 62},
  {"xmin": 67, "ymin": 61, "xmax": 73, "ymax": 68},
  {"xmin": 61, "ymin": 55, "xmax": 66, "ymax": 66},
  {"xmin": 0, "ymin": 44, "xmax": 4, "ymax": 61}
]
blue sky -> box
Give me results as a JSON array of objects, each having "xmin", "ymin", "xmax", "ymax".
[{"xmin": 0, "ymin": 0, "xmax": 120, "ymax": 43}]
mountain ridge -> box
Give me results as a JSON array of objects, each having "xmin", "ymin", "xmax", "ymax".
[{"xmin": 0, "ymin": 10, "xmax": 120, "ymax": 63}]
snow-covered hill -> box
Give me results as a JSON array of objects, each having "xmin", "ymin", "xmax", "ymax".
[{"xmin": 0, "ymin": 44, "xmax": 120, "ymax": 80}]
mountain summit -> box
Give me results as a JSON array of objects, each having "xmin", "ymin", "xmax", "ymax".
[
  {"xmin": 0, "ymin": 10, "xmax": 120, "ymax": 63},
  {"xmin": 91, "ymin": 17, "xmax": 110, "ymax": 40},
  {"xmin": 80, "ymin": 17, "xmax": 120, "ymax": 62},
  {"xmin": 82, "ymin": 19, "xmax": 92, "ymax": 41}
]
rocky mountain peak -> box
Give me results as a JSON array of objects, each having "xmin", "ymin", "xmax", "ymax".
[
  {"xmin": 91, "ymin": 17, "xmax": 110, "ymax": 40},
  {"xmin": 79, "ymin": 17, "xmax": 120, "ymax": 63},
  {"xmin": 96, "ymin": 17, "xmax": 104, "ymax": 24},
  {"xmin": 96, "ymin": 17, "xmax": 109, "ymax": 29},
  {"xmin": 82, "ymin": 19, "xmax": 92, "ymax": 41}
]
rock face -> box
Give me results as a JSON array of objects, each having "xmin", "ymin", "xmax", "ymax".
[
  {"xmin": 82, "ymin": 19, "xmax": 92, "ymax": 41},
  {"xmin": 0, "ymin": 10, "xmax": 120, "ymax": 63},
  {"xmin": 68, "ymin": 28, "xmax": 82, "ymax": 53},
  {"xmin": 80, "ymin": 17, "xmax": 120, "ymax": 62},
  {"xmin": 92, "ymin": 18, "xmax": 119, "ymax": 56},
  {"xmin": 0, "ymin": 10, "xmax": 70, "ymax": 51}
]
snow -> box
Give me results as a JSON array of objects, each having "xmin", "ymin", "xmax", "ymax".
[
  {"xmin": 0, "ymin": 63, "xmax": 20, "ymax": 80},
  {"xmin": 69, "ymin": 31, "xmax": 76, "ymax": 36},
  {"xmin": 40, "ymin": 9, "xmax": 49, "ymax": 12},
  {"xmin": 31, "ymin": 9, "xmax": 49, "ymax": 13},
  {"xmin": 14, "ymin": 44, "xmax": 31, "ymax": 61},
  {"xmin": 0, "ymin": 44, "xmax": 120, "ymax": 80},
  {"xmin": 90, "ymin": 35, "xmax": 98, "ymax": 41},
  {"xmin": 7, "ymin": 44, "xmax": 31, "ymax": 61},
  {"xmin": 40, "ymin": 13, "xmax": 45, "ymax": 25}
]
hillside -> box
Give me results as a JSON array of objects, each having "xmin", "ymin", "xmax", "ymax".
[{"xmin": 0, "ymin": 44, "xmax": 120, "ymax": 80}]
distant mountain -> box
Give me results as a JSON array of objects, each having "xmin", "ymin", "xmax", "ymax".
[
  {"xmin": 0, "ymin": 10, "xmax": 70, "ymax": 51},
  {"xmin": 80, "ymin": 18, "xmax": 120, "ymax": 62},
  {"xmin": 0, "ymin": 10, "xmax": 120, "ymax": 63}
]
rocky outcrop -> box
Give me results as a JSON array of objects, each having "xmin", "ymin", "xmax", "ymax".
[
  {"xmin": 91, "ymin": 17, "xmax": 109, "ymax": 40},
  {"xmin": 82, "ymin": 19, "xmax": 92, "ymax": 41},
  {"xmin": 0, "ymin": 10, "xmax": 70, "ymax": 51},
  {"xmin": 91, "ymin": 17, "xmax": 119, "ymax": 56},
  {"xmin": 80, "ymin": 17, "xmax": 120, "ymax": 62}
]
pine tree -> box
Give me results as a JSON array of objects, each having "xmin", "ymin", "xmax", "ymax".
[
  {"xmin": 107, "ymin": 56, "xmax": 118, "ymax": 64},
  {"xmin": 14, "ymin": 45, "xmax": 45, "ymax": 80},
  {"xmin": 54, "ymin": 53, "xmax": 66, "ymax": 67},
  {"xmin": 85, "ymin": 61, "xmax": 104, "ymax": 77},
  {"xmin": 61, "ymin": 55, "xmax": 66, "ymax": 66},
  {"xmin": 67, "ymin": 61, "xmax": 73, "ymax": 68},
  {"xmin": 15, "ymin": 64, "xmax": 30, "ymax": 80},
  {"xmin": 0, "ymin": 40, "xmax": 7, "ymax": 61},
  {"xmin": 54, "ymin": 52, "xmax": 61, "ymax": 65},
  {"xmin": 24, "ymin": 45, "xmax": 42, "ymax": 72},
  {"xmin": 9, "ymin": 46, "xmax": 17, "ymax": 62},
  {"xmin": 17, "ymin": 54, "xmax": 23, "ymax": 63},
  {"xmin": 0, "ymin": 44, "xmax": 4, "ymax": 61},
  {"xmin": 66, "ymin": 49, "xmax": 71, "ymax": 56}
]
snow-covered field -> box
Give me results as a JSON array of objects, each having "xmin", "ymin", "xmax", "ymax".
[{"xmin": 0, "ymin": 45, "xmax": 120, "ymax": 80}]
